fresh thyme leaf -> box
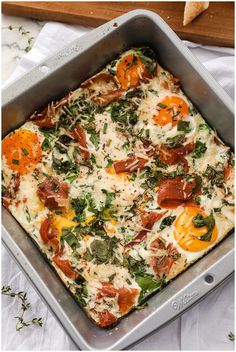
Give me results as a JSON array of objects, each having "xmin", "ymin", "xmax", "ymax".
[
  {"xmin": 228, "ymin": 332, "xmax": 235, "ymax": 342},
  {"xmin": 12, "ymin": 159, "xmax": 19, "ymax": 165},
  {"xmin": 1, "ymin": 285, "xmax": 43, "ymax": 331}
]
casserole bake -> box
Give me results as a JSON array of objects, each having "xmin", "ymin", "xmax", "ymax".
[
  {"xmin": 1, "ymin": 9, "xmax": 234, "ymax": 348},
  {"xmin": 2, "ymin": 46, "xmax": 234, "ymax": 328}
]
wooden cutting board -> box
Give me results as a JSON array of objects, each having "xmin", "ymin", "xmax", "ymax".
[{"xmin": 2, "ymin": 1, "xmax": 234, "ymax": 47}]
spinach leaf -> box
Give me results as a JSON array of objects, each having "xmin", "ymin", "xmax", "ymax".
[
  {"xmin": 160, "ymin": 216, "xmax": 176, "ymax": 231},
  {"xmin": 90, "ymin": 239, "xmax": 115, "ymax": 264},
  {"xmin": 191, "ymin": 140, "xmax": 207, "ymax": 159},
  {"xmin": 192, "ymin": 211, "xmax": 215, "ymax": 241},
  {"xmin": 177, "ymin": 120, "xmax": 191, "ymax": 133},
  {"xmin": 123, "ymin": 254, "xmax": 146, "ymax": 276},
  {"xmin": 61, "ymin": 227, "xmax": 79, "ymax": 250},
  {"xmin": 135, "ymin": 274, "xmax": 161, "ymax": 301}
]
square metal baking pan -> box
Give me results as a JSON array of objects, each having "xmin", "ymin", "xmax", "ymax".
[{"xmin": 2, "ymin": 9, "xmax": 234, "ymax": 350}]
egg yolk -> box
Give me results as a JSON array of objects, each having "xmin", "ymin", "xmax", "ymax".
[
  {"xmin": 2, "ymin": 129, "xmax": 42, "ymax": 175},
  {"xmin": 116, "ymin": 54, "xmax": 145, "ymax": 89},
  {"xmin": 153, "ymin": 96, "xmax": 189, "ymax": 127},
  {"xmin": 106, "ymin": 165, "xmax": 129, "ymax": 182},
  {"xmin": 174, "ymin": 207, "xmax": 218, "ymax": 252}
]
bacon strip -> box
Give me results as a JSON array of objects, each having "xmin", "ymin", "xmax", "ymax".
[
  {"xmin": 157, "ymin": 176, "xmax": 197, "ymax": 209},
  {"xmin": 158, "ymin": 143, "xmax": 195, "ymax": 172},
  {"xmin": 37, "ymin": 177, "xmax": 69, "ymax": 210},
  {"xmin": 114, "ymin": 157, "xmax": 148, "ymax": 174},
  {"xmin": 149, "ymin": 238, "xmax": 179, "ymax": 276},
  {"xmin": 126, "ymin": 211, "xmax": 167, "ymax": 248},
  {"xmin": 39, "ymin": 217, "xmax": 58, "ymax": 246},
  {"xmin": 70, "ymin": 124, "xmax": 90, "ymax": 160},
  {"xmin": 29, "ymin": 92, "xmax": 72, "ymax": 128}
]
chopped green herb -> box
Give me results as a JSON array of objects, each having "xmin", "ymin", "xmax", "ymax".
[
  {"xmin": 192, "ymin": 211, "xmax": 215, "ymax": 241},
  {"xmin": 158, "ymin": 103, "xmax": 167, "ymax": 109},
  {"xmin": 191, "ymin": 140, "xmax": 207, "ymax": 159},
  {"xmin": 177, "ymin": 120, "xmax": 191, "ymax": 133},
  {"xmin": 165, "ymin": 134, "xmax": 185, "ymax": 148},
  {"xmin": 12, "ymin": 159, "xmax": 19, "ymax": 165},
  {"xmin": 22, "ymin": 148, "xmax": 29, "ymax": 156},
  {"xmin": 41, "ymin": 138, "xmax": 51, "ymax": 151},
  {"xmin": 199, "ymin": 123, "xmax": 211, "ymax": 131},
  {"xmin": 103, "ymin": 123, "xmax": 108, "ymax": 134},
  {"xmin": 160, "ymin": 216, "xmax": 176, "ymax": 231}
]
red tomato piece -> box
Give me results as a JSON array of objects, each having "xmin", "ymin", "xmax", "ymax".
[
  {"xmin": 118, "ymin": 287, "xmax": 139, "ymax": 313},
  {"xmin": 98, "ymin": 310, "xmax": 117, "ymax": 327},
  {"xmin": 101, "ymin": 282, "xmax": 117, "ymax": 297},
  {"xmin": 53, "ymin": 255, "xmax": 77, "ymax": 280}
]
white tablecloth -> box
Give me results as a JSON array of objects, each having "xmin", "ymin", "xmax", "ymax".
[{"xmin": 2, "ymin": 22, "xmax": 235, "ymax": 351}]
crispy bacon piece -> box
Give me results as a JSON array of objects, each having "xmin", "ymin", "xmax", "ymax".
[
  {"xmin": 39, "ymin": 217, "xmax": 58, "ymax": 246},
  {"xmin": 126, "ymin": 211, "xmax": 167, "ymax": 248},
  {"xmin": 37, "ymin": 178, "xmax": 69, "ymax": 210},
  {"xmin": 29, "ymin": 93, "xmax": 72, "ymax": 128},
  {"xmin": 81, "ymin": 72, "xmax": 115, "ymax": 88},
  {"xmin": 70, "ymin": 124, "xmax": 90, "ymax": 160},
  {"xmin": 101, "ymin": 282, "xmax": 117, "ymax": 298},
  {"xmin": 158, "ymin": 143, "xmax": 195, "ymax": 172},
  {"xmin": 98, "ymin": 310, "xmax": 117, "ymax": 327},
  {"xmin": 113, "ymin": 157, "xmax": 148, "ymax": 174},
  {"xmin": 118, "ymin": 287, "xmax": 139, "ymax": 313},
  {"xmin": 53, "ymin": 254, "xmax": 78, "ymax": 280},
  {"xmin": 92, "ymin": 89, "xmax": 125, "ymax": 106},
  {"xmin": 157, "ymin": 176, "xmax": 197, "ymax": 209},
  {"xmin": 149, "ymin": 238, "xmax": 179, "ymax": 276}
]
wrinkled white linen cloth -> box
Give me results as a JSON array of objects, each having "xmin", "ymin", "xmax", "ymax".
[{"xmin": 2, "ymin": 22, "xmax": 235, "ymax": 351}]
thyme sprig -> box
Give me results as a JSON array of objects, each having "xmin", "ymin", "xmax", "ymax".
[
  {"xmin": 2, "ymin": 25, "xmax": 34, "ymax": 52},
  {"xmin": 1, "ymin": 286, "xmax": 43, "ymax": 331},
  {"xmin": 228, "ymin": 332, "xmax": 235, "ymax": 342}
]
